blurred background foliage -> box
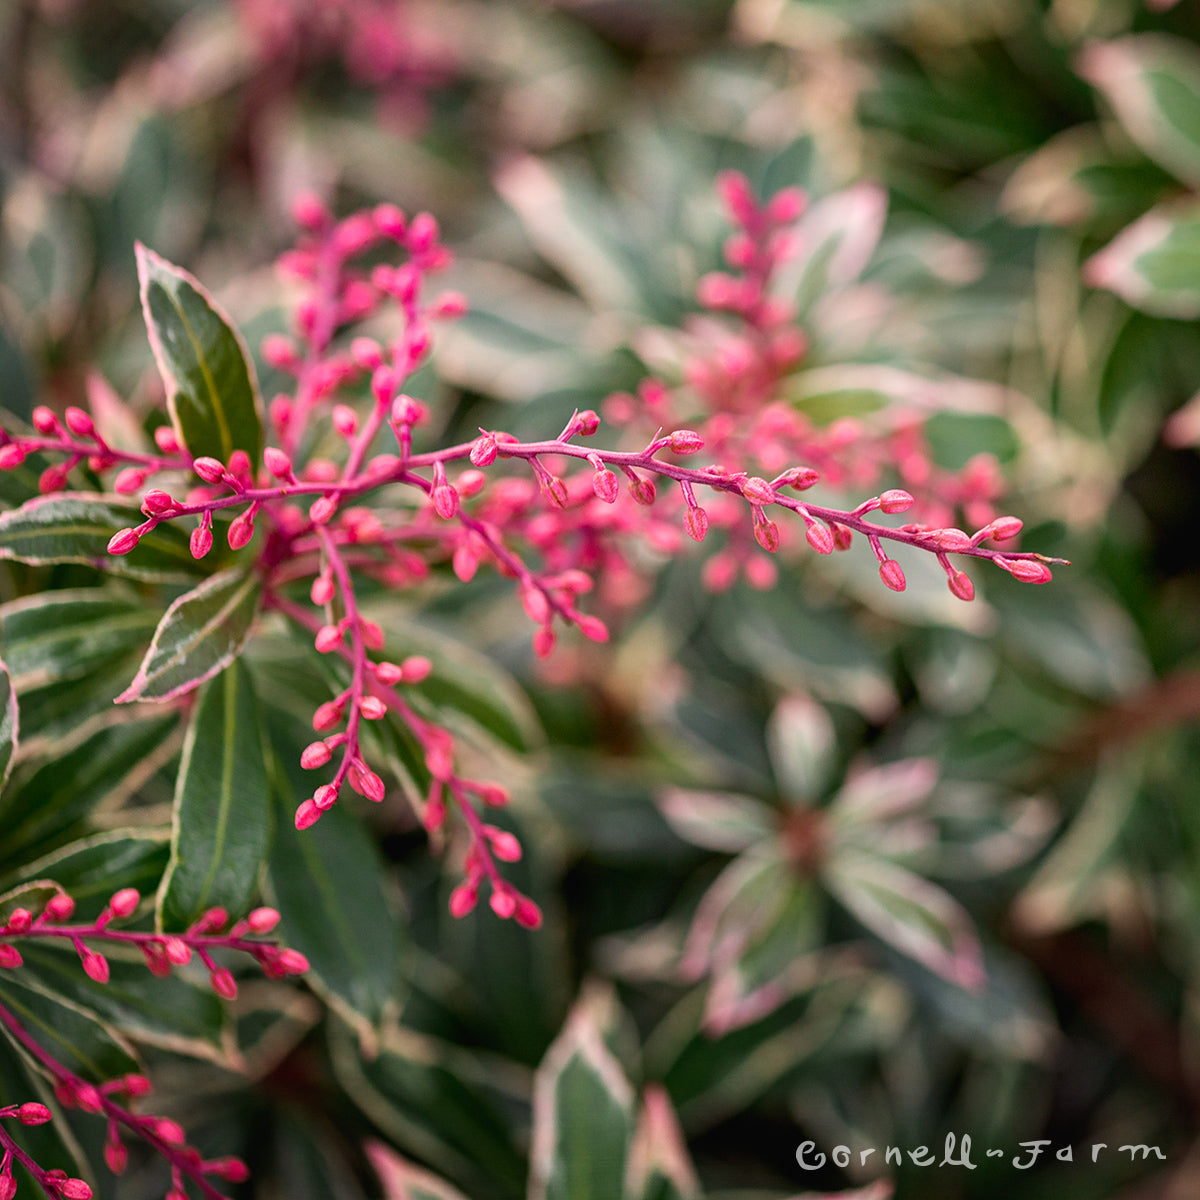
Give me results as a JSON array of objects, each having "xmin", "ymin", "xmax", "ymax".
[{"xmin": 2, "ymin": 0, "xmax": 1200, "ymax": 1198}]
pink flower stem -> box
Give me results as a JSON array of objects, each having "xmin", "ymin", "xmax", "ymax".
[{"xmin": 0, "ymin": 1001, "xmax": 230, "ymax": 1200}]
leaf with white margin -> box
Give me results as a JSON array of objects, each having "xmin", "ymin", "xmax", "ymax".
[
  {"xmin": 118, "ymin": 567, "xmax": 261, "ymax": 703},
  {"xmin": 824, "ymin": 849, "xmax": 986, "ymax": 992}
]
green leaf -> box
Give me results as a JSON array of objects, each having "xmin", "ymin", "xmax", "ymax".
[
  {"xmin": 0, "ymin": 590, "xmax": 160, "ymax": 689},
  {"xmin": 137, "ymin": 243, "xmax": 263, "ymax": 468},
  {"xmin": 264, "ymin": 715, "xmax": 403, "ymax": 1042},
  {"xmin": 118, "ymin": 567, "xmax": 261, "ymax": 703},
  {"xmin": 1079, "ymin": 35, "xmax": 1200, "ymax": 189},
  {"xmin": 0, "ymin": 493, "xmax": 200, "ymax": 582},
  {"xmin": 0, "ymin": 968, "xmax": 141, "ymax": 1083},
  {"xmin": 367, "ymin": 1140, "xmax": 477, "ymax": 1200},
  {"xmin": 12, "ymin": 942, "xmax": 228, "ymax": 1063},
  {"xmin": 0, "ymin": 830, "xmax": 171, "ymax": 921},
  {"xmin": 530, "ymin": 993, "xmax": 635, "ymax": 1200},
  {"xmin": 331, "ymin": 1022, "xmax": 526, "ymax": 1200},
  {"xmin": 628, "ymin": 1086, "xmax": 700, "ymax": 1200},
  {"xmin": 824, "ymin": 850, "xmax": 986, "ymax": 992},
  {"xmin": 1085, "ymin": 201, "xmax": 1200, "ymax": 319},
  {"xmin": 158, "ymin": 660, "xmax": 271, "ymax": 930},
  {"xmin": 765, "ymin": 693, "xmax": 837, "ymax": 805},
  {"xmin": 0, "ymin": 716, "xmax": 178, "ymax": 861},
  {"xmin": 0, "ymin": 659, "xmax": 16, "ymax": 795}
]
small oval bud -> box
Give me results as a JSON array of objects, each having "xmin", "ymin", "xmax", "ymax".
[
  {"xmin": 401, "ymin": 655, "xmax": 432, "ymax": 683},
  {"xmin": 806, "ymin": 523, "xmax": 834, "ymax": 555},
  {"xmin": 295, "ymin": 799, "xmax": 322, "ymax": 830},
  {"xmin": 931, "ymin": 527, "xmax": 972, "ymax": 552},
  {"xmin": 45, "ymin": 893, "xmax": 75, "ymax": 922},
  {"xmin": 190, "ymin": 524, "xmax": 213, "ymax": 560},
  {"xmin": 60, "ymin": 1179, "xmax": 93, "ymax": 1200},
  {"xmin": 310, "ymin": 574, "xmax": 335, "ymax": 605},
  {"xmin": 32, "ymin": 405, "xmax": 59, "ymax": 433},
  {"xmin": 0, "ymin": 945, "xmax": 23, "ymax": 969},
  {"xmin": 113, "ymin": 467, "xmax": 146, "ymax": 494},
  {"xmin": 577, "ymin": 615, "xmax": 609, "ymax": 643},
  {"xmin": 359, "ymin": 696, "xmax": 387, "ymax": 720},
  {"xmin": 1003, "ymin": 558, "xmax": 1053, "ymax": 584},
  {"xmin": 668, "ymin": 429, "xmax": 704, "ymax": 454},
  {"xmin": 64, "ymin": 407, "xmax": 95, "ymax": 438},
  {"xmin": 82, "ymin": 951, "xmax": 110, "ymax": 984},
  {"xmin": 247, "ymin": 907, "xmax": 280, "ymax": 933},
  {"xmin": 104, "ymin": 1138, "xmax": 129, "ymax": 1175},
  {"xmin": 210, "ymin": 968, "xmax": 237, "ymax": 1000},
  {"xmin": 741, "ymin": 476, "xmax": 775, "ymax": 505},
  {"xmin": 628, "ymin": 476, "xmax": 656, "ymax": 506},
  {"xmin": 433, "ymin": 484, "xmax": 460, "ymax": 519},
  {"xmin": 0, "ymin": 444, "xmax": 26, "ymax": 471},
  {"xmin": 107, "ymin": 528, "xmax": 141, "ymax": 556},
  {"xmin": 684, "ymin": 506, "xmax": 709, "ymax": 542},
  {"xmin": 108, "ymin": 888, "xmax": 140, "ymax": 918},
  {"xmin": 18, "ymin": 1102, "xmax": 53, "ymax": 1125},
  {"xmin": 514, "ymin": 896, "xmax": 543, "ymax": 929},
  {"xmin": 988, "ymin": 516, "xmax": 1023, "ymax": 541},
  {"xmin": 309, "ymin": 494, "xmax": 337, "ymax": 524},
  {"xmin": 593, "ymin": 467, "xmax": 619, "ymax": 504},
  {"xmin": 449, "ymin": 883, "xmax": 478, "ymax": 918},
  {"xmin": 154, "ymin": 425, "xmax": 180, "ymax": 453},
  {"xmin": 300, "ymin": 741, "xmax": 333, "ymax": 769},
  {"xmin": 314, "ymin": 784, "xmax": 339, "ymax": 810},
  {"xmin": 141, "ymin": 489, "xmax": 176, "ymax": 515},
  {"xmin": 879, "ymin": 559, "xmax": 907, "ymax": 591},
  {"xmin": 879, "ymin": 489, "xmax": 915, "ymax": 514},
  {"xmin": 192, "ymin": 456, "xmax": 226, "ymax": 483},
  {"xmin": 490, "ymin": 890, "xmax": 517, "ymax": 919},
  {"xmin": 227, "ymin": 510, "xmax": 255, "ymax": 550},
  {"xmin": 314, "ymin": 625, "xmax": 343, "ymax": 654},
  {"xmin": 263, "ymin": 446, "xmax": 292, "ymax": 479},
  {"xmin": 948, "ymin": 570, "xmax": 975, "ymax": 602},
  {"xmin": 470, "ymin": 433, "xmax": 498, "ymax": 466},
  {"xmin": 576, "ymin": 409, "xmax": 600, "ymax": 436}
]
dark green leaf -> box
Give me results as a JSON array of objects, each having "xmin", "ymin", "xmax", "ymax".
[
  {"xmin": 0, "ymin": 968, "xmax": 141, "ymax": 1083},
  {"xmin": 13, "ymin": 942, "xmax": 227, "ymax": 1062},
  {"xmin": 118, "ymin": 567, "xmax": 261, "ymax": 703},
  {"xmin": 0, "ymin": 493, "xmax": 199, "ymax": 582},
  {"xmin": 158, "ymin": 660, "xmax": 271, "ymax": 930},
  {"xmin": 0, "ymin": 590, "xmax": 160, "ymax": 689},
  {"xmin": 264, "ymin": 716, "xmax": 403, "ymax": 1040},
  {"xmin": 0, "ymin": 717, "xmax": 178, "ymax": 861},
  {"xmin": 530, "ymin": 996, "xmax": 634, "ymax": 1200},
  {"xmin": 137, "ymin": 243, "xmax": 263, "ymax": 467},
  {"xmin": 0, "ymin": 658, "xmax": 15, "ymax": 795},
  {"xmin": 0, "ymin": 831, "xmax": 171, "ymax": 921}
]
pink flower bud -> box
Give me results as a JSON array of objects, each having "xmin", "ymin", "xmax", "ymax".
[
  {"xmin": 766, "ymin": 186, "xmax": 807, "ymax": 224},
  {"xmin": 141, "ymin": 489, "xmax": 176, "ymax": 515},
  {"xmin": 276, "ymin": 948, "xmax": 309, "ymax": 975},
  {"xmin": 401, "ymin": 655, "xmax": 432, "ymax": 683},
  {"xmin": 948, "ymin": 570, "xmax": 975, "ymax": 602},
  {"xmin": 312, "ymin": 700, "xmax": 343, "ymax": 731},
  {"xmin": 576, "ymin": 409, "xmax": 601, "ymax": 435},
  {"xmin": 0, "ymin": 1175, "xmax": 15, "ymax": 1200},
  {"xmin": 113, "ymin": 467, "xmax": 146, "ymax": 494},
  {"xmin": 210, "ymin": 968, "xmax": 237, "ymax": 1000},
  {"xmin": 593, "ymin": 467, "xmax": 619, "ymax": 503},
  {"xmin": 755, "ymin": 517, "xmax": 780, "ymax": 553},
  {"xmin": 490, "ymin": 890, "xmax": 517, "ymax": 919},
  {"xmin": 433, "ymin": 483, "xmax": 460, "ymax": 518},
  {"xmin": 82, "ymin": 951, "xmax": 109, "ymax": 984},
  {"xmin": 360, "ymin": 696, "xmax": 387, "ymax": 720},
  {"xmin": 741, "ymin": 476, "xmax": 775, "ymax": 505},
  {"xmin": 314, "ymin": 784, "xmax": 339, "ymax": 810},
  {"xmin": 374, "ymin": 661, "xmax": 404, "ymax": 684},
  {"xmin": 19, "ymin": 1102, "xmax": 52, "ymax": 1124},
  {"xmin": 192, "ymin": 456, "xmax": 225, "ymax": 483},
  {"xmin": 190, "ymin": 524, "xmax": 213, "ymax": 559},
  {"xmin": 314, "ymin": 625, "xmax": 343, "ymax": 654},
  {"xmin": 309, "ymin": 574, "xmax": 335, "ymax": 606},
  {"xmin": 38, "ymin": 463, "xmax": 68, "ymax": 493},
  {"xmin": 154, "ymin": 1118, "xmax": 186, "ymax": 1146},
  {"xmin": 806, "ymin": 523, "xmax": 834, "ymax": 555},
  {"xmin": 163, "ymin": 937, "xmax": 191, "ymax": 965},
  {"xmin": 332, "ymin": 405, "xmax": 358, "ymax": 438},
  {"xmin": 107, "ymin": 528, "xmax": 141, "ymax": 556},
  {"xmin": 361, "ymin": 769, "xmax": 386, "ymax": 802},
  {"xmin": 301, "ymin": 741, "xmax": 333, "ymax": 769},
  {"xmin": 879, "ymin": 489, "xmax": 915, "ymax": 514},
  {"xmin": 533, "ymin": 626, "xmax": 556, "ymax": 659},
  {"xmin": 1003, "ymin": 558, "xmax": 1053, "ymax": 584},
  {"xmin": 45, "ymin": 893, "xmax": 75, "ymax": 922},
  {"xmin": 211, "ymin": 1158, "xmax": 251, "ymax": 1183},
  {"xmin": 0, "ymin": 444, "xmax": 27, "ymax": 470},
  {"xmin": 668, "ymin": 429, "xmax": 704, "ymax": 454},
  {"xmin": 408, "ymin": 211, "xmax": 439, "ymax": 254},
  {"xmin": 577, "ymin": 615, "xmax": 609, "ymax": 642},
  {"xmin": 449, "ymin": 883, "xmax": 478, "ymax": 918},
  {"xmin": 479, "ymin": 783, "xmax": 510, "ymax": 807},
  {"xmin": 373, "ymin": 203, "xmax": 407, "ymax": 238},
  {"xmin": 684, "ymin": 506, "xmax": 709, "ymax": 542},
  {"xmin": 122, "ymin": 1073, "xmax": 153, "ymax": 1097},
  {"xmin": 60, "ymin": 1179, "xmax": 92, "ymax": 1200},
  {"xmin": 628, "ymin": 476, "xmax": 656, "ymax": 506},
  {"xmin": 291, "ymin": 192, "xmax": 330, "ymax": 231},
  {"xmin": 5, "ymin": 908, "xmax": 31, "ymax": 932},
  {"xmin": 151, "ymin": 427, "xmax": 181, "ymax": 456},
  {"xmin": 716, "ymin": 170, "xmax": 758, "ymax": 227},
  {"xmin": 470, "ymin": 434, "xmax": 498, "ymax": 466},
  {"xmin": 988, "ymin": 516, "xmax": 1023, "ymax": 541},
  {"xmin": 104, "ymin": 1138, "xmax": 128, "ymax": 1174},
  {"xmin": 64, "ymin": 407, "xmax": 95, "ymax": 438},
  {"xmin": 930, "ymin": 528, "xmax": 970, "ymax": 552},
  {"xmin": 32, "ymin": 405, "xmax": 59, "ymax": 433},
  {"xmin": 263, "ymin": 446, "xmax": 292, "ymax": 479},
  {"xmin": 514, "ymin": 896, "xmax": 543, "ymax": 929},
  {"xmin": 879, "ymin": 559, "xmax": 907, "ymax": 591},
  {"xmin": 247, "ymin": 907, "xmax": 280, "ymax": 933},
  {"xmin": 228, "ymin": 510, "xmax": 255, "ymax": 550},
  {"xmin": 0, "ymin": 945, "xmax": 23, "ymax": 968},
  {"xmin": 540, "ymin": 475, "xmax": 568, "ymax": 508},
  {"xmin": 310, "ymin": 494, "xmax": 337, "ymax": 524},
  {"xmin": 392, "ymin": 394, "xmax": 427, "ymax": 426},
  {"xmin": 781, "ymin": 467, "xmax": 820, "ymax": 491},
  {"xmin": 488, "ymin": 830, "xmax": 522, "ymax": 862},
  {"xmin": 295, "ymin": 799, "xmax": 322, "ymax": 829},
  {"xmin": 108, "ymin": 888, "xmax": 140, "ymax": 918}
]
